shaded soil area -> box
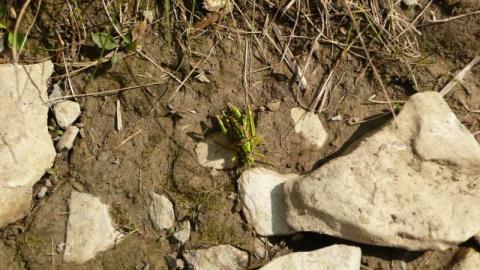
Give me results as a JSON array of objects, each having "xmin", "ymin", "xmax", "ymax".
[{"xmin": 1, "ymin": 0, "xmax": 480, "ymax": 269}]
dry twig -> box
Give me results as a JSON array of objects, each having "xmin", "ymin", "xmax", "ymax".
[{"xmin": 439, "ymin": 57, "xmax": 480, "ymax": 97}]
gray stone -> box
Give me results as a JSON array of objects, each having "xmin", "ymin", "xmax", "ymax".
[
  {"xmin": 64, "ymin": 191, "xmax": 124, "ymax": 263},
  {"xmin": 172, "ymin": 220, "xmax": 191, "ymax": 244},
  {"xmin": 284, "ymin": 92, "xmax": 480, "ymax": 250},
  {"xmin": 259, "ymin": 245, "xmax": 361, "ymax": 270},
  {"xmin": 54, "ymin": 100, "xmax": 81, "ymax": 128},
  {"xmin": 0, "ymin": 61, "xmax": 56, "ymax": 228},
  {"xmin": 266, "ymin": 100, "xmax": 281, "ymax": 111},
  {"xmin": 56, "ymin": 125, "xmax": 79, "ymax": 152},
  {"xmin": 183, "ymin": 244, "xmax": 248, "ymax": 270},
  {"xmin": 195, "ymin": 132, "xmax": 236, "ymax": 170},
  {"xmin": 290, "ymin": 107, "xmax": 328, "ymax": 149},
  {"xmin": 148, "ymin": 192, "xmax": 175, "ymax": 230},
  {"xmin": 238, "ymin": 168, "xmax": 298, "ymax": 236}
]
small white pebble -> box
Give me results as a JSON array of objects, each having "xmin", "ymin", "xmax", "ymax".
[
  {"xmin": 402, "ymin": 0, "xmax": 418, "ymax": 6},
  {"xmin": 331, "ymin": 114, "xmax": 343, "ymax": 121},
  {"xmin": 37, "ymin": 186, "xmax": 48, "ymax": 199}
]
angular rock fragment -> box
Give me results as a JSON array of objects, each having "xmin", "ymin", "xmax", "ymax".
[
  {"xmin": 172, "ymin": 220, "xmax": 191, "ymax": 244},
  {"xmin": 290, "ymin": 107, "xmax": 328, "ymax": 149},
  {"xmin": 183, "ymin": 245, "xmax": 248, "ymax": 270},
  {"xmin": 238, "ymin": 168, "xmax": 298, "ymax": 236},
  {"xmin": 64, "ymin": 191, "xmax": 124, "ymax": 263},
  {"xmin": 148, "ymin": 192, "xmax": 175, "ymax": 230},
  {"xmin": 259, "ymin": 245, "xmax": 361, "ymax": 270},
  {"xmin": 54, "ymin": 100, "xmax": 81, "ymax": 128},
  {"xmin": 284, "ymin": 92, "xmax": 480, "ymax": 250},
  {"xmin": 56, "ymin": 125, "xmax": 79, "ymax": 152}
]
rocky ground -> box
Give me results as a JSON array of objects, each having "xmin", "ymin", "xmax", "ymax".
[{"xmin": 1, "ymin": 0, "xmax": 480, "ymax": 269}]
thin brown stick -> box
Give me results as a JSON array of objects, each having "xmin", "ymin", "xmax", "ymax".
[
  {"xmin": 439, "ymin": 56, "xmax": 480, "ymax": 97},
  {"xmin": 47, "ymin": 80, "xmax": 167, "ymax": 102},
  {"xmin": 167, "ymin": 39, "xmax": 219, "ymax": 103},
  {"xmin": 270, "ymin": 23, "xmax": 307, "ymax": 89},
  {"xmin": 243, "ymin": 40, "xmax": 250, "ymax": 104},
  {"xmin": 343, "ymin": 0, "xmax": 397, "ymax": 122},
  {"xmin": 12, "ymin": 0, "xmax": 33, "ymax": 62},
  {"xmin": 394, "ymin": 0, "xmax": 432, "ymax": 41},
  {"xmin": 422, "ymin": 10, "xmax": 480, "ymax": 26},
  {"xmin": 114, "ymin": 129, "xmax": 143, "ymax": 150}
]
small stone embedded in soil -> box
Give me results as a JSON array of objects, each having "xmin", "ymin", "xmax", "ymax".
[
  {"xmin": 284, "ymin": 92, "xmax": 480, "ymax": 251},
  {"xmin": 195, "ymin": 132, "xmax": 236, "ymax": 170},
  {"xmin": 266, "ymin": 100, "xmax": 281, "ymax": 111},
  {"xmin": 451, "ymin": 248, "xmax": 480, "ymax": 270},
  {"xmin": 63, "ymin": 191, "xmax": 124, "ymax": 264},
  {"xmin": 36, "ymin": 186, "xmax": 48, "ymax": 199},
  {"xmin": 54, "ymin": 100, "xmax": 81, "ymax": 128},
  {"xmin": 259, "ymin": 244, "xmax": 361, "ymax": 270},
  {"xmin": 148, "ymin": 192, "xmax": 175, "ymax": 231},
  {"xmin": 0, "ymin": 61, "xmax": 56, "ymax": 228},
  {"xmin": 402, "ymin": 0, "xmax": 418, "ymax": 6},
  {"xmin": 203, "ymin": 0, "xmax": 232, "ymax": 12},
  {"xmin": 56, "ymin": 242, "xmax": 65, "ymax": 254},
  {"xmin": 290, "ymin": 107, "xmax": 328, "ymax": 150},
  {"xmin": 142, "ymin": 10, "xmax": 154, "ymax": 23},
  {"xmin": 238, "ymin": 167, "xmax": 299, "ymax": 236},
  {"xmin": 253, "ymin": 238, "xmax": 267, "ymax": 259},
  {"xmin": 172, "ymin": 220, "xmax": 191, "ymax": 244},
  {"xmin": 55, "ymin": 125, "xmax": 79, "ymax": 152},
  {"xmin": 166, "ymin": 253, "xmax": 185, "ymax": 270},
  {"xmin": 96, "ymin": 151, "xmax": 110, "ymax": 161},
  {"xmin": 183, "ymin": 244, "xmax": 248, "ymax": 270}
]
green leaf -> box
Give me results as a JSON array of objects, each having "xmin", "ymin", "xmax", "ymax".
[
  {"xmin": 110, "ymin": 52, "xmax": 122, "ymax": 65},
  {"xmin": 122, "ymin": 34, "xmax": 131, "ymax": 44},
  {"xmin": 8, "ymin": 31, "xmax": 26, "ymax": 50},
  {"xmin": 124, "ymin": 40, "xmax": 138, "ymax": 52},
  {"xmin": 46, "ymin": 168, "xmax": 56, "ymax": 175},
  {"xmin": 91, "ymin": 32, "xmax": 119, "ymax": 50},
  {"xmin": 0, "ymin": 21, "xmax": 6, "ymax": 29}
]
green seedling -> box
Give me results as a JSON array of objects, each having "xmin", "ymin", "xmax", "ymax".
[
  {"xmin": 48, "ymin": 125, "xmax": 64, "ymax": 136},
  {"xmin": 46, "ymin": 168, "xmax": 58, "ymax": 184},
  {"xmin": 0, "ymin": 4, "xmax": 26, "ymax": 51},
  {"xmin": 216, "ymin": 104, "xmax": 266, "ymax": 167}
]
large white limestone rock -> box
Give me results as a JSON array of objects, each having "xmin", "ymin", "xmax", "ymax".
[
  {"xmin": 0, "ymin": 61, "xmax": 56, "ymax": 228},
  {"xmin": 260, "ymin": 245, "xmax": 361, "ymax": 270},
  {"xmin": 284, "ymin": 92, "xmax": 480, "ymax": 250}
]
